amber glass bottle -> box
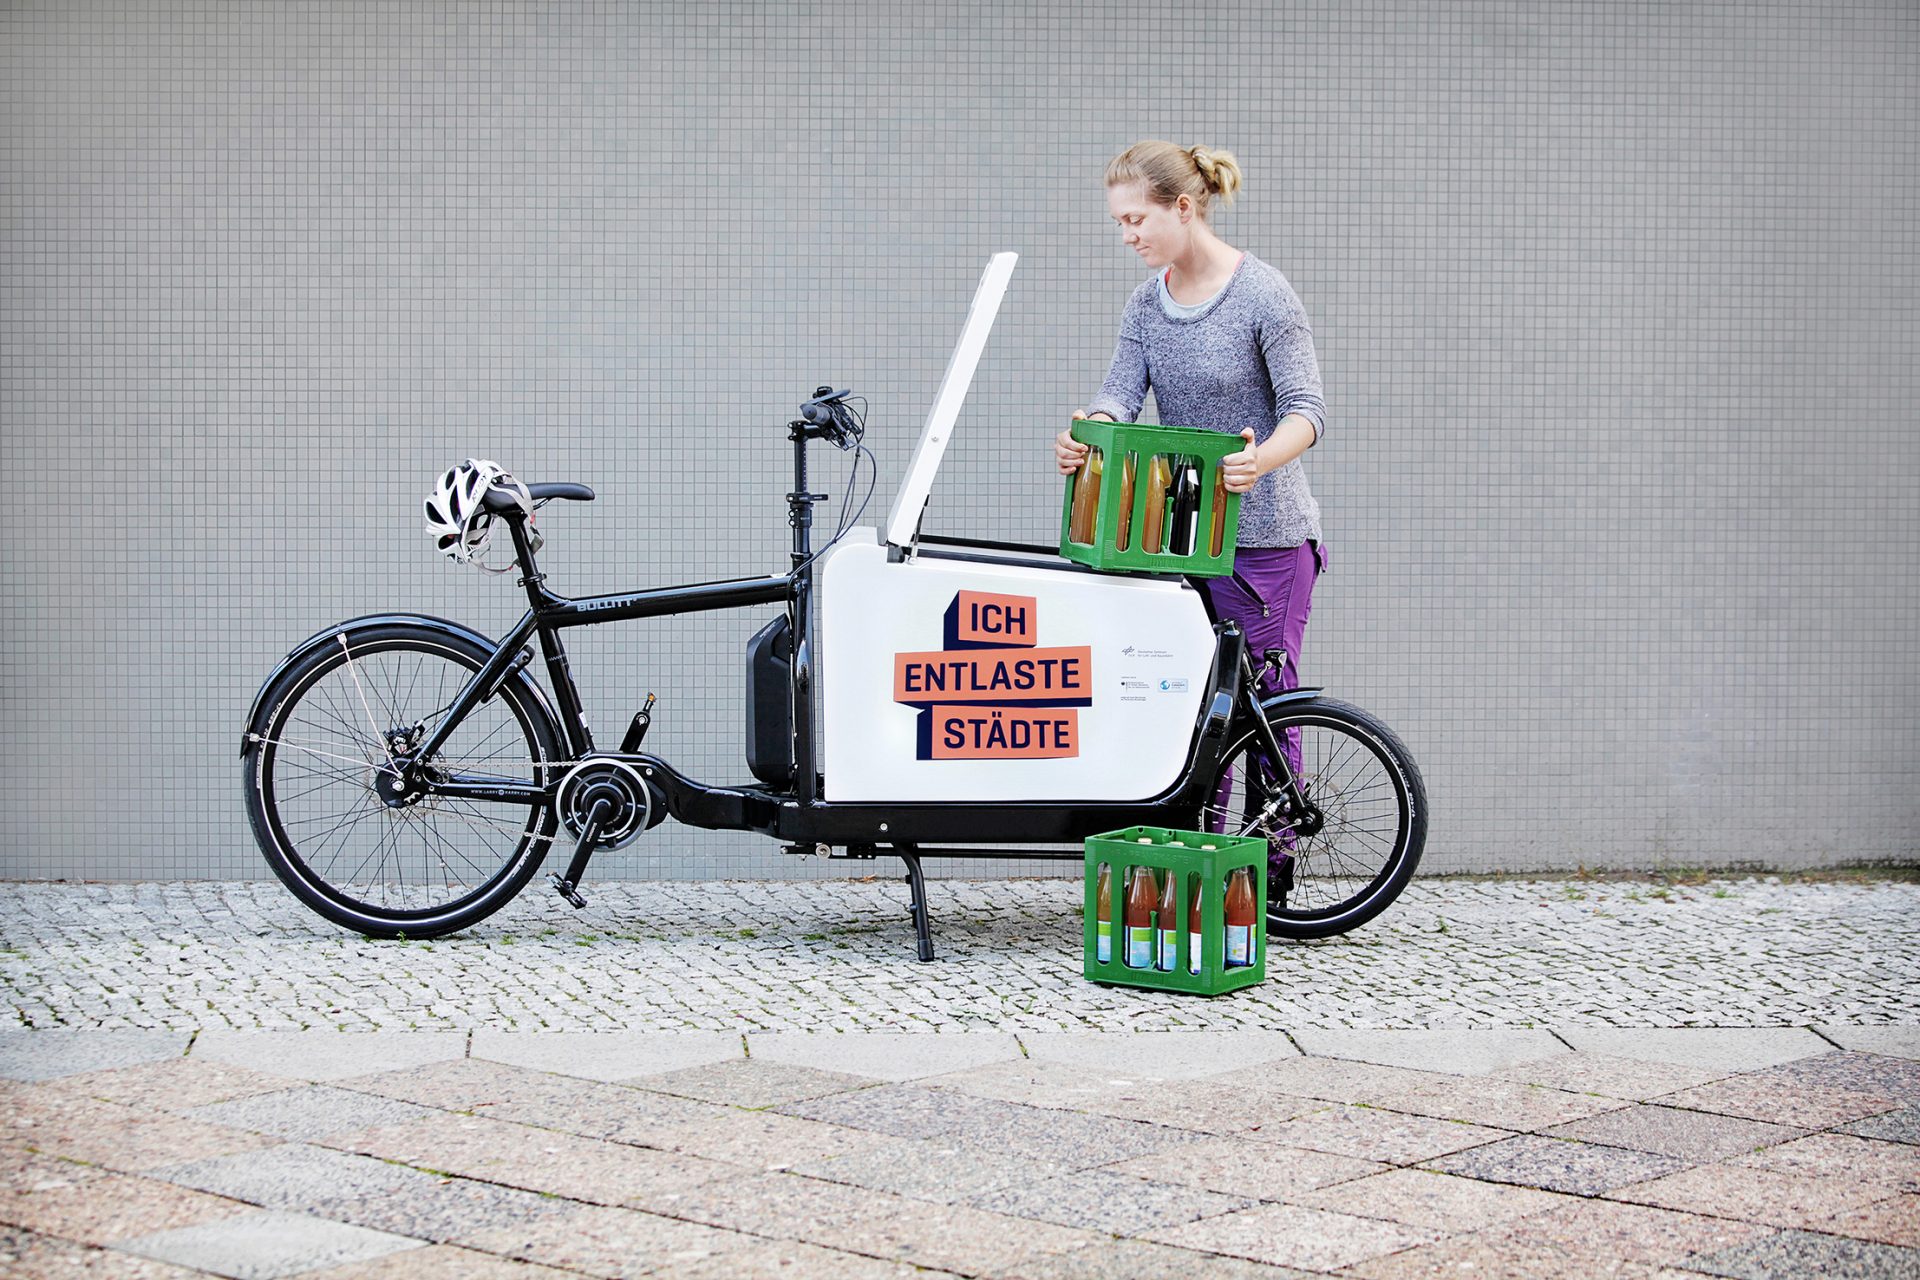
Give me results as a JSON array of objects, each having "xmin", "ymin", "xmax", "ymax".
[
  {"xmin": 1224, "ymin": 866, "xmax": 1257, "ymax": 968},
  {"xmin": 1156, "ymin": 868, "xmax": 1179, "ymax": 972},
  {"xmin": 1124, "ymin": 865, "xmax": 1157, "ymax": 969},
  {"xmin": 1093, "ymin": 862, "xmax": 1113, "ymax": 964},
  {"xmin": 1068, "ymin": 447, "xmax": 1103, "ymax": 545},
  {"xmin": 1113, "ymin": 453, "xmax": 1136, "ymax": 551},
  {"xmin": 1141, "ymin": 455, "xmax": 1171, "ymax": 552}
]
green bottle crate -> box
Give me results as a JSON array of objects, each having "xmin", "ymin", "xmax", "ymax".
[
  {"xmin": 1083, "ymin": 825, "xmax": 1267, "ymax": 996},
  {"xmin": 1058, "ymin": 419, "xmax": 1243, "ymax": 577}
]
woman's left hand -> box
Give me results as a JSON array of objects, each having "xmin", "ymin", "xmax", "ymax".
[{"xmin": 1220, "ymin": 428, "xmax": 1262, "ymax": 493}]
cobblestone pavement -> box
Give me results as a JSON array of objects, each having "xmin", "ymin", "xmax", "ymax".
[{"xmin": 1, "ymin": 877, "xmax": 1916, "ymax": 1033}]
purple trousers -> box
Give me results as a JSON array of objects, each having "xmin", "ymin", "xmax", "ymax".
[{"xmin": 1201, "ymin": 541, "xmax": 1323, "ymax": 842}]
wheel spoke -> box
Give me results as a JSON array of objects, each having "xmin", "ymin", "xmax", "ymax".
[
  {"xmin": 1203, "ymin": 706, "xmax": 1418, "ymax": 936},
  {"xmin": 251, "ymin": 634, "xmax": 553, "ymax": 928}
]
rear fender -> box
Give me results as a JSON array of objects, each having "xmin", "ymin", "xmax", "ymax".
[{"xmin": 241, "ymin": 613, "xmax": 556, "ymax": 755}]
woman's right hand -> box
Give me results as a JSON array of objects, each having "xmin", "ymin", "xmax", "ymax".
[{"xmin": 1057, "ymin": 411, "xmax": 1113, "ymax": 474}]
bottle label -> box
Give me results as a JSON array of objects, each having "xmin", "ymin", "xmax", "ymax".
[
  {"xmin": 1096, "ymin": 920, "xmax": 1112, "ymax": 964},
  {"xmin": 1188, "ymin": 930, "xmax": 1203, "ymax": 973},
  {"xmin": 1126, "ymin": 925, "xmax": 1154, "ymax": 969},
  {"xmin": 1157, "ymin": 928, "xmax": 1178, "ymax": 972},
  {"xmin": 1225, "ymin": 924, "xmax": 1253, "ymax": 968}
]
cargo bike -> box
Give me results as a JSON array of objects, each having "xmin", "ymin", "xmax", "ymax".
[{"xmin": 241, "ymin": 254, "xmax": 1427, "ymax": 960}]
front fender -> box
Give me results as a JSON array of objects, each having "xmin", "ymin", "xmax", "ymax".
[
  {"xmin": 1248, "ymin": 685, "xmax": 1325, "ymax": 730},
  {"xmin": 241, "ymin": 613, "xmax": 541, "ymax": 755}
]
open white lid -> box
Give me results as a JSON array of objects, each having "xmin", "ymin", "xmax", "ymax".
[{"xmin": 883, "ymin": 251, "xmax": 1018, "ymax": 551}]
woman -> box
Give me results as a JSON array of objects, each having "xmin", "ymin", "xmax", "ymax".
[{"xmin": 1058, "ymin": 140, "xmax": 1326, "ymax": 884}]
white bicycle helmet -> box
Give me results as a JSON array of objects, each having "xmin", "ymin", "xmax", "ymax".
[{"xmin": 423, "ymin": 459, "xmax": 540, "ymax": 573}]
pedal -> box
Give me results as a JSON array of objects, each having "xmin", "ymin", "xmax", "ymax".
[
  {"xmin": 620, "ymin": 693, "xmax": 656, "ymax": 753},
  {"xmin": 548, "ymin": 872, "xmax": 587, "ymax": 909}
]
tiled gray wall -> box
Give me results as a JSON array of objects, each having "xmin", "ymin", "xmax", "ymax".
[{"xmin": 3, "ymin": 1, "xmax": 1914, "ymax": 881}]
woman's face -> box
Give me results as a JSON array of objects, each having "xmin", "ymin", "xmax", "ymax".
[{"xmin": 1107, "ymin": 180, "xmax": 1190, "ymax": 269}]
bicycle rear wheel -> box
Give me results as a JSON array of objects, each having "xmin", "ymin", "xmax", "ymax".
[
  {"xmin": 243, "ymin": 623, "xmax": 561, "ymax": 937},
  {"xmin": 1203, "ymin": 696, "xmax": 1426, "ymax": 939}
]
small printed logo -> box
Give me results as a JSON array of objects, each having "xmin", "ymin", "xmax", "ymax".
[
  {"xmin": 1159, "ymin": 678, "xmax": 1190, "ymax": 693},
  {"xmin": 1120, "ymin": 677, "xmax": 1149, "ymax": 690}
]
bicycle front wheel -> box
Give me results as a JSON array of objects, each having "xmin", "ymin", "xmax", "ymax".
[
  {"xmin": 243, "ymin": 623, "xmax": 562, "ymax": 938},
  {"xmin": 1202, "ymin": 696, "xmax": 1427, "ymax": 940}
]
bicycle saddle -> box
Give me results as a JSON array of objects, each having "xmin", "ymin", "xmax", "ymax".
[{"xmin": 483, "ymin": 482, "xmax": 594, "ymax": 514}]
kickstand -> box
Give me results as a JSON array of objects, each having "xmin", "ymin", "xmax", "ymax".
[{"xmin": 895, "ymin": 846, "xmax": 936, "ymax": 962}]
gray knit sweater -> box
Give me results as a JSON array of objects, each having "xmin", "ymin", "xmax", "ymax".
[{"xmin": 1085, "ymin": 253, "xmax": 1325, "ymax": 549}]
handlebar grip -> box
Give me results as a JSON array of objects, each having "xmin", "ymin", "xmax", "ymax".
[{"xmin": 801, "ymin": 402, "xmax": 832, "ymax": 425}]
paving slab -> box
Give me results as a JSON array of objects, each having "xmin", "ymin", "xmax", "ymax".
[
  {"xmin": 1807, "ymin": 1193, "xmax": 1920, "ymax": 1248},
  {"xmin": 1016, "ymin": 1030, "xmax": 1299, "ymax": 1079},
  {"xmin": 1545, "ymin": 1105, "xmax": 1805, "ymax": 1161},
  {"xmin": 628, "ymin": 1057, "xmax": 873, "ymax": 1107},
  {"xmin": 189, "ymin": 1031, "xmax": 466, "ymax": 1081},
  {"xmin": 0, "ymin": 1030, "xmax": 189, "ymax": 1081},
  {"xmin": 1607, "ymin": 1163, "xmax": 1895, "ymax": 1228},
  {"xmin": 0, "ymin": 1227, "xmax": 218, "ymax": 1279},
  {"xmin": 0, "ymin": 1161, "xmax": 250, "ymax": 1246},
  {"xmin": 182, "ymin": 1085, "xmax": 438, "ymax": 1142},
  {"xmin": 1101, "ymin": 1139, "xmax": 1386, "ymax": 1200},
  {"xmin": 1370, "ymin": 1075, "xmax": 1630, "ymax": 1132},
  {"xmin": 1289, "ymin": 1028, "xmax": 1566, "ymax": 1075},
  {"xmin": 296, "ymin": 1244, "xmax": 581, "ymax": 1278},
  {"xmin": 153, "ymin": 1142, "xmax": 425, "ymax": 1212},
  {"xmin": 969, "ymin": 1167, "xmax": 1253, "ymax": 1234},
  {"xmin": 342, "ymin": 1056, "xmax": 733, "ymax": 1140},
  {"xmin": 1842, "ymin": 1107, "xmax": 1920, "ymax": 1146},
  {"xmin": 460, "ymin": 1203, "xmax": 757, "ymax": 1277},
  {"xmin": 328, "ymin": 1112, "xmax": 736, "ymax": 1205},
  {"xmin": 1553, "ymin": 1028, "xmax": 1833, "ymax": 1072},
  {"xmin": 469, "ymin": 1030, "xmax": 742, "ymax": 1081},
  {"xmin": 1001, "ymin": 1237, "xmax": 1323, "ymax": 1279},
  {"xmin": 37, "ymin": 1057, "xmax": 291, "ymax": 1113},
  {"xmin": 747, "ymin": 1030, "xmax": 1019, "ymax": 1080},
  {"xmin": 114, "ymin": 1207, "xmax": 423, "ymax": 1279},
  {"xmin": 1685, "ymin": 1227, "xmax": 1920, "ymax": 1279},
  {"xmin": 1146, "ymin": 1200, "xmax": 1439, "ymax": 1271},
  {"xmin": 1732, "ymin": 1132, "xmax": 1920, "ymax": 1192},
  {"xmin": 1814, "ymin": 1026, "xmax": 1920, "ymax": 1059},
  {"xmin": 1292, "ymin": 1166, "xmax": 1574, "ymax": 1232},
  {"xmin": 1249, "ymin": 1103, "xmax": 1513, "ymax": 1164},
  {"xmin": 1492, "ymin": 1197, "xmax": 1773, "ymax": 1266},
  {"xmin": 793, "ymin": 1135, "xmax": 1075, "ymax": 1204},
  {"xmin": 1488, "ymin": 1051, "xmax": 1730, "ymax": 1100},
  {"xmin": 1426, "ymin": 1133, "xmax": 1694, "ymax": 1196},
  {"xmin": 660, "ymin": 1237, "xmax": 967, "ymax": 1280},
  {"xmin": 818, "ymin": 1202, "xmax": 1108, "ymax": 1275}
]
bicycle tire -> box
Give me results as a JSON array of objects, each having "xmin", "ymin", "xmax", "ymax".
[
  {"xmin": 1201, "ymin": 696, "xmax": 1427, "ymax": 940},
  {"xmin": 243, "ymin": 622, "xmax": 562, "ymax": 938}
]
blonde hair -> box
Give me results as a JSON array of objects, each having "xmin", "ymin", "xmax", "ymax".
[{"xmin": 1105, "ymin": 141, "xmax": 1243, "ymax": 216}]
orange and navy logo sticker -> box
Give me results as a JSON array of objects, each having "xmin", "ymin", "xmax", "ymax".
[{"xmin": 892, "ymin": 591, "xmax": 1093, "ymax": 760}]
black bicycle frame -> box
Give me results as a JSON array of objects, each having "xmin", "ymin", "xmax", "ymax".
[{"xmin": 407, "ymin": 419, "xmax": 1308, "ymax": 855}]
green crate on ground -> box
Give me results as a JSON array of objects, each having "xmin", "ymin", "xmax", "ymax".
[
  {"xmin": 1059, "ymin": 419, "xmax": 1243, "ymax": 577},
  {"xmin": 1083, "ymin": 825, "xmax": 1267, "ymax": 995}
]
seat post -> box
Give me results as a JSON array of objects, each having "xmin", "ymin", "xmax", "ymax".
[{"xmin": 505, "ymin": 514, "xmax": 548, "ymax": 605}]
